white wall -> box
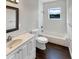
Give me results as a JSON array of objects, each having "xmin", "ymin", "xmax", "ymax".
[
  {"xmin": 6, "ymin": 0, "xmax": 38, "ymax": 38},
  {"xmin": 38, "ymin": 0, "xmax": 67, "ymax": 36},
  {"xmin": 66, "ymin": 0, "xmax": 72, "ymax": 56},
  {"xmin": 43, "ymin": 0, "xmax": 67, "ymax": 35},
  {"xmin": 26, "ymin": 0, "xmax": 38, "ymax": 31}
]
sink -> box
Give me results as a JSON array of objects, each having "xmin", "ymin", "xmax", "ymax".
[{"xmin": 7, "ymin": 39, "xmax": 22, "ymax": 49}]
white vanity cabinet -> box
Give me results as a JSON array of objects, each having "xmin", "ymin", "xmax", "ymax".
[
  {"xmin": 22, "ymin": 38, "xmax": 36, "ymax": 59},
  {"xmin": 22, "ymin": 42, "xmax": 28, "ymax": 59},
  {"xmin": 7, "ymin": 37, "xmax": 36, "ymax": 59},
  {"xmin": 16, "ymin": 48, "xmax": 23, "ymax": 59},
  {"xmin": 7, "ymin": 47, "xmax": 23, "ymax": 59},
  {"xmin": 7, "ymin": 53, "xmax": 16, "ymax": 59},
  {"xmin": 27, "ymin": 38, "xmax": 36, "ymax": 59}
]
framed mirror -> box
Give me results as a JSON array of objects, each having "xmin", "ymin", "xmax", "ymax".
[{"xmin": 6, "ymin": 6, "xmax": 19, "ymax": 33}]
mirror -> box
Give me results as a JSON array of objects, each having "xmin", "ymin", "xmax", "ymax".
[{"xmin": 6, "ymin": 6, "xmax": 19, "ymax": 33}]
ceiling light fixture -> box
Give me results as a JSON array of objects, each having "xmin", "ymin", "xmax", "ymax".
[{"xmin": 16, "ymin": 0, "xmax": 19, "ymax": 3}]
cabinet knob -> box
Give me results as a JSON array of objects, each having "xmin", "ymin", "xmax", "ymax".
[{"xmin": 17, "ymin": 49, "xmax": 22, "ymax": 53}]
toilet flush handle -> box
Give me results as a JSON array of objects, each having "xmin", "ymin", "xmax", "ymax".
[{"xmin": 41, "ymin": 26, "xmax": 44, "ymax": 32}]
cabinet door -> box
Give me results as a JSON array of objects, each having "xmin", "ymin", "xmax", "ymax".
[
  {"xmin": 27, "ymin": 38, "xmax": 36, "ymax": 59},
  {"xmin": 16, "ymin": 49, "xmax": 23, "ymax": 59},
  {"xmin": 22, "ymin": 43, "xmax": 28, "ymax": 59},
  {"xmin": 31, "ymin": 38, "xmax": 36, "ymax": 59},
  {"xmin": 27, "ymin": 40, "xmax": 32, "ymax": 59},
  {"xmin": 7, "ymin": 53, "xmax": 16, "ymax": 59}
]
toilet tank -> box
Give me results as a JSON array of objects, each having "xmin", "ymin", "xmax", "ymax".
[{"xmin": 31, "ymin": 29, "xmax": 40, "ymax": 36}]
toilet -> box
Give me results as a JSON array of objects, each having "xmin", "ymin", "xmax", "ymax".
[{"xmin": 31, "ymin": 29, "xmax": 48, "ymax": 50}]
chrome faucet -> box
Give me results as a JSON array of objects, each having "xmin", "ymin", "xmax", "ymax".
[{"xmin": 7, "ymin": 35, "xmax": 12, "ymax": 42}]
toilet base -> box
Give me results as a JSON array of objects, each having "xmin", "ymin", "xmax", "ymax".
[{"xmin": 36, "ymin": 41, "xmax": 47, "ymax": 50}]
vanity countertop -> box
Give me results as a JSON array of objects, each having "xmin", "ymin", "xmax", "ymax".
[{"xmin": 6, "ymin": 33, "xmax": 34, "ymax": 55}]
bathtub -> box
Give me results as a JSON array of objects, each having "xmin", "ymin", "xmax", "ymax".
[{"xmin": 39, "ymin": 32, "xmax": 67, "ymax": 47}]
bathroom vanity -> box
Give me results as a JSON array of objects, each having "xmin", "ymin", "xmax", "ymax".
[{"xmin": 6, "ymin": 33, "xmax": 36, "ymax": 59}]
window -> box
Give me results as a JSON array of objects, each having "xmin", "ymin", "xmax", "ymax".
[{"xmin": 48, "ymin": 8, "xmax": 61, "ymax": 20}]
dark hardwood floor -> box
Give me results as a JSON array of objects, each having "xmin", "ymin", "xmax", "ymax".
[{"xmin": 36, "ymin": 42, "xmax": 71, "ymax": 59}]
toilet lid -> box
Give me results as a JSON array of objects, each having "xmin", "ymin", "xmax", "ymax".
[{"xmin": 37, "ymin": 37, "xmax": 48, "ymax": 43}]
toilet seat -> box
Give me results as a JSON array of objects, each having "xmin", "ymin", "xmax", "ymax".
[{"xmin": 37, "ymin": 37, "xmax": 48, "ymax": 43}]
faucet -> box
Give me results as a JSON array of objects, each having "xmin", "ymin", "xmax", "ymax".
[{"xmin": 7, "ymin": 35, "xmax": 12, "ymax": 42}]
